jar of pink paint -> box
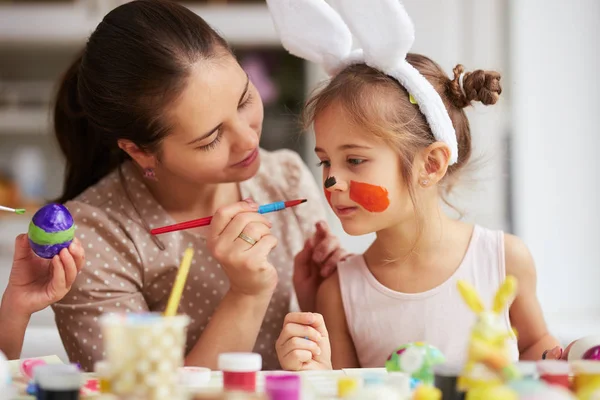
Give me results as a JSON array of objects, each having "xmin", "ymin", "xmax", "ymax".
[{"xmin": 218, "ymin": 352, "xmax": 262, "ymax": 392}]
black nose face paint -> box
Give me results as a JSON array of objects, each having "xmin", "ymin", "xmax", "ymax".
[{"xmin": 324, "ymin": 176, "xmax": 337, "ymax": 189}]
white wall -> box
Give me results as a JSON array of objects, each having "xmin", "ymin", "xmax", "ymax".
[{"xmin": 510, "ymin": 0, "xmax": 600, "ymax": 327}]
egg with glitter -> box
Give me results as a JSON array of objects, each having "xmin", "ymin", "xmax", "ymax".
[{"xmin": 28, "ymin": 203, "xmax": 75, "ymax": 259}]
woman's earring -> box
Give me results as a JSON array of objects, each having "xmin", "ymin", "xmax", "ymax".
[
  {"xmin": 421, "ymin": 179, "xmax": 429, "ymax": 187},
  {"xmin": 144, "ymin": 168, "xmax": 157, "ymax": 181}
]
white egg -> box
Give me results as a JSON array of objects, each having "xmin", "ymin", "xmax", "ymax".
[{"xmin": 568, "ymin": 335, "xmax": 600, "ymax": 361}]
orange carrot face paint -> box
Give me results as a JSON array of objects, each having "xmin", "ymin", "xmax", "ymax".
[
  {"xmin": 324, "ymin": 189, "xmax": 332, "ymax": 205},
  {"xmin": 349, "ymin": 181, "xmax": 390, "ymax": 212}
]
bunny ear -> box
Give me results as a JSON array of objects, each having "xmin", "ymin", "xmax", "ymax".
[
  {"xmin": 335, "ymin": 0, "xmax": 415, "ymax": 71},
  {"xmin": 266, "ymin": 0, "xmax": 353, "ymax": 74},
  {"xmin": 492, "ymin": 275, "xmax": 518, "ymax": 314},
  {"xmin": 457, "ymin": 280, "xmax": 485, "ymax": 314}
]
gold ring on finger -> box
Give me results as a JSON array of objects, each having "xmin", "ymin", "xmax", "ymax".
[{"xmin": 238, "ymin": 232, "xmax": 258, "ymax": 246}]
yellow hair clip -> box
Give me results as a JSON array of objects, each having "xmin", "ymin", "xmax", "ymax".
[{"xmin": 409, "ymin": 94, "xmax": 417, "ymax": 104}]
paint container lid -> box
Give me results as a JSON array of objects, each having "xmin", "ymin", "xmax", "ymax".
[
  {"xmin": 218, "ymin": 353, "xmax": 262, "ymax": 372},
  {"xmin": 537, "ymin": 360, "xmax": 571, "ymax": 375},
  {"xmin": 34, "ymin": 364, "xmax": 81, "ymax": 391},
  {"xmin": 571, "ymin": 360, "xmax": 600, "ymax": 374},
  {"xmin": 433, "ymin": 363, "xmax": 463, "ymax": 376},
  {"xmin": 516, "ymin": 361, "xmax": 538, "ymax": 378},
  {"xmin": 337, "ymin": 377, "xmax": 360, "ymax": 397},
  {"xmin": 265, "ymin": 374, "xmax": 301, "ymax": 399},
  {"xmin": 179, "ymin": 366, "xmax": 212, "ymax": 388},
  {"xmin": 363, "ymin": 373, "xmax": 384, "ymax": 386}
]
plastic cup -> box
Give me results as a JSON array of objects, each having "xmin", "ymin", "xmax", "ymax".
[
  {"xmin": 100, "ymin": 312, "xmax": 189, "ymax": 399},
  {"xmin": 571, "ymin": 360, "xmax": 600, "ymax": 392}
]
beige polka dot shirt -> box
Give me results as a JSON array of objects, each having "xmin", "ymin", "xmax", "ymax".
[{"xmin": 52, "ymin": 149, "xmax": 326, "ymax": 371}]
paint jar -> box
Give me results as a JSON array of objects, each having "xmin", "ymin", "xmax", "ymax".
[
  {"xmin": 179, "ymin": 366, "xmax": 212, "ymax": 389},
  {"xmin": 537, "ymin": 360, "xmax": 571, "ymax": 389},
  {"xmin": 34, "ymin": 364, "xmax": 81, "ymax": 400},
  {"xmin": 433, "ymin": 364, "xmax": 465, "ymax": 400},
  {"xmin": 264, "ymin": 374, "xmax": 301, "ymax": 400},
  {"xmin": 218, "ymin": 353, "xmax": 262, "ymax": 392},
  {"xmin": 100, "ymin": 312, "xmax": 190, "ymax": 400},
  {"xmin": 571, "ymin": 360, "xmax": 600, "ymax": 392},
  {"xmin": 337, "ymin": 377, "xmax": 360, "ymax": 398},
  {"xmin": 93, "ymin": 361, "xmax": 111, "ymax": 394}
]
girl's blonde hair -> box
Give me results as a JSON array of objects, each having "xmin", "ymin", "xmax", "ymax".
[{"xmin": 304, "ymin": 53, "xmax": 501, "ymax": 217}]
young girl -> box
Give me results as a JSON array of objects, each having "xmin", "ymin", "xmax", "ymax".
[
  {"xmin": 0, "ymin": 234, "xmax": 84, "ymax": 359},
  {"xmin": 267, "ymin": 0, "xmax": 564, "ymax": 370}
]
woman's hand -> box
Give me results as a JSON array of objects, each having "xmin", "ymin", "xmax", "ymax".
[
  {"xmin": 2, "ymin": 234, "xmax": 85, "ymax": 317},
  {"xmin": 207, "ymin": 199, "xmax": 279, "ymax": 297},
  {"xmin": 294, "ymin": 221, "xmax": 348, "ymax": 312},
  {"xmin": 276, "ymin": 312, "xmax": 332, "ymax": 371}
]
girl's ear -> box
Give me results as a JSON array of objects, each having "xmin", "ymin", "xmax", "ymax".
[
  {"xmin": 492, "ymin": 275, "xmax": 518, "ymax": 315},
  {"xmin": 416, "ymin": 142, "xmax": 451, "ymax": 188},
  {"xmin": 457, "ymin": 280, "xmax": 485, "ymax": 314}
]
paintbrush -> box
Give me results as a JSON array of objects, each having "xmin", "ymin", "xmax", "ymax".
[
  {"xmin": 164, "ymin": 247, "xmax": 194, "ymax": 317},
  {"xmin": 0, "ymin": 205, "xmax": 26, "ymax": 214},
  {"xmin": 150, "ymin": 199, "xmax": 307, "ymax": 235}
]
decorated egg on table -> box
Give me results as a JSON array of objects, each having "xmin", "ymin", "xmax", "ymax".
[
  {"xmin": 28, "ymin": 203, "xmax": 75, "ymax": 259},
  {"xmin": 567, "ymin": 335, "xmax": 600, "ymax": 361},
  {"xmin": 385, "ymin": 342, "xmax": 445, "ymax": 385}
]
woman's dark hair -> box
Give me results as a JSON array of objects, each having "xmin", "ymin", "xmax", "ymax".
[{"xmin": 54, "ymin": 0, "xmax": 231, "ymax": 203}]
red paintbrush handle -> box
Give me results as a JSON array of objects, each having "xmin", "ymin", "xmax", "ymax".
[{"xmin": 150, "ymin": 216, "xmax": 212, "ymax": 235}]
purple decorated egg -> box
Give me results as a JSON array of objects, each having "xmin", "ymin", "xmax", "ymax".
[{"xmin": 27, "ymin": 203, "xmax": 75, "ymax": 259}]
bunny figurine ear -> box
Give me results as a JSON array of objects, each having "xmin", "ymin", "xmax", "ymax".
[
  {"xmin": 265, "ymin": 0, "xmax": 353, "ymax": 75},
  {"xmin": 335, "ymin": 0, "xmax": 415, "ymax": 71},
  {"xmin": 457, "ymin": 280, "xmax": 485, "ymax": 314},
  {"xmin": 492, "ymin": 275, "xmax": 518, "ymax": 315}
]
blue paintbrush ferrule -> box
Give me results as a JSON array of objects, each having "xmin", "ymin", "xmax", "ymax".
[{"xmin": 258, "ymin": 201, "xmax": 285, "ymax": 214}]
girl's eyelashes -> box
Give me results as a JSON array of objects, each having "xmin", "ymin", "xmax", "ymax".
[
  {"xmin": 317, "ymin": 158, "xmax": 367, "ymax": 168},
  {"xmin": 198, "ymin": 131, "xmax": 223, "ymax": 151},
  {"xmin": 347, "ymin": 158, "xmax": 366, "ymax": 166}
]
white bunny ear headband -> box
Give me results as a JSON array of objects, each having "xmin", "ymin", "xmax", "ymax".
[{"xmin": 266, "ymin": 0, "xmax": 459, "ymax": 165}]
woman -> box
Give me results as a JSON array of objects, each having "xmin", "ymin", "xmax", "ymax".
[{"xmin": 51, "ymin": 0, "xmax": 344, "ymax": 371}]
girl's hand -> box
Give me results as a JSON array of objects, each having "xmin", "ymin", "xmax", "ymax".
[
  {"xmin": 207, "ymin": 199, "xmax": 279, "ymax": 297},
  {"xmin": 2, "ymin": 234, "xmax": 85, "ymax": 316},
  {"xmin": 294, "ymin": 221, "xmax": 348, "ymax": 312},
  {"xmin": 276, "ymin": 312, "xmax": 332, "ymax": 371}
]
